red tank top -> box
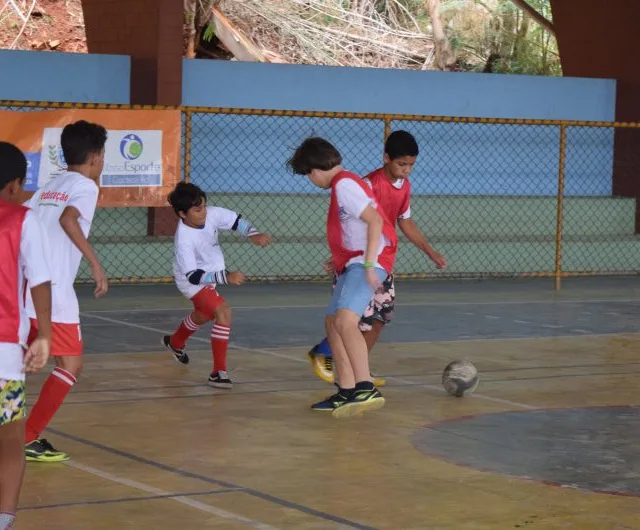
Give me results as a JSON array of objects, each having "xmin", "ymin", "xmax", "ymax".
[
  {"xmin": 326, "ymin": 171, "xmax": 397, "ymax": 275},
  {"xmin": 0, "ymin": 198, "xmax": 27, "ymax": 344},
  {"xmin": 365, "ymin": 167, "xmax": 411, "ymax": 230}
]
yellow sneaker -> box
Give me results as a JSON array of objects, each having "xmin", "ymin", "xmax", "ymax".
[
  {"xmin": 371, "ymin": 374, "xmax": 386, "ymax": 387},
  {"xmin": 308, "ymin": 349, "xmax": 334, "ymax": 384},
  {"xmin": 25, "ymin": 439, "xmax": 69, "ymax": 462}
]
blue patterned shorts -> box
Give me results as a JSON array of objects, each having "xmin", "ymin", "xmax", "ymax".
[{"xmin": 0, "ymin": 379, "xmax": 26, "ymax": 426}]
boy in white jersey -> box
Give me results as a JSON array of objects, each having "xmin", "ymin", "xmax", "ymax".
[
  {"xmin": 0, "ymin": 142, "xmax": 52, "ymax": 530},
  {"xmin": 24, "ymin": 120, "xmax": 108, "ymax": 462},
  {"xmin": 163, "ymin": 182, "xmax": 272, "ymax": 388}
]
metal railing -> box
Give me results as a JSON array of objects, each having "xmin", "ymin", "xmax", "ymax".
[{"xmin": 3, "ymin": 100, "xmax": 639, "ymax": 289}]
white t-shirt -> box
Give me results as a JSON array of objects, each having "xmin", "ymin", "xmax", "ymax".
[
  {"xmin": 173, "ymin": 206, "xmax": 240, "ymax": 299},
  {"xmin": 0, "ymin": 211, "xmax": 51, "ymax": 381},
  {"xmin": 25, "ymin": 171, "xmax": 99, "ymax": 323},
  {"xmin": 335, "ymin": 179, "xmax": 389, "ymax": 269}
]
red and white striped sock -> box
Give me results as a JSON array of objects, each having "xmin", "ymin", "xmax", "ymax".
[
  {"xmin": 211, "ymin": 324, "xmax": 230, "ymax": 373},
  {"xmin": 170, "ymin": 314, "xmax": 200, "ymax": 350},
  {"xmin": 25, "ymin": 367, "xmax": 77, "ymax": 444}
]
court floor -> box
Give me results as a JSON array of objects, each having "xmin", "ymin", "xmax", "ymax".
[{"xmin": 17, "ymin": 277, "xmax": 640, "ymax": 529}]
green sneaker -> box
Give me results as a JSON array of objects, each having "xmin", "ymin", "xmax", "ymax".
[
  {"xmin": 311, "ymin": 391, "xmax": 349, "ymax": 412},
  {"xmin": 332, "ymin": 387, "xmax": 386, "ymax": 419},
  {"xmin": 25, "ymin": 439, "xmax": 69, "ymax": 462}
]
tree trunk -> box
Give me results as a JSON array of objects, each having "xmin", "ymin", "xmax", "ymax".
[
  {"xmin": 498, "ymin": 2, "xmax": 516, "ymax": 59},
  {"xmin": 513, "ymin": 13, "xmax": 530, "ymax": 60},
  {"xmin": 184, "ymin": 0, "xmax": 197, "ymax": 58},
  {"xmin": 509, "ymin": 0, "xmax": 554, "ymax": 35},
  {"xmin": 425, "ymin": 0, "xmax": 455, "ymax": 70}
]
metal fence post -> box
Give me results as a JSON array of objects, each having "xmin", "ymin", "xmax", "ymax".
[
  {"xmin": 183, "ymin": 110, "xmax": 193, "ymax": 182},
  {"xmin": 554, "ymin": 125, "xmax": 567, "ymax": 291}
]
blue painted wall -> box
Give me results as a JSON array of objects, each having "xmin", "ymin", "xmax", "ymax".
[
  {"xmin": 183, "ymin": 60, "xmax": 615, "ymax": 121},
  {"xmin": 0, "ymin": 50, "xmax": 130, "ymax": 103},
  {"xmin": 184, "ymin": 60, "xmax": 616, "ymax": 196}
]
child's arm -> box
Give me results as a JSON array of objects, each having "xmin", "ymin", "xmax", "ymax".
[
  {"xmin": 360, "ymin": 205, "xmax": 384, "ymax": 288},
  {"xmin": 215, "ymin": 207, "xmax": 272, "ymax": 247},
  {"xmin": 186, "ymin": 269, "xmax": 245, "ymax": 286},
  {"xmin": 21, "ymin": 212, "xmax": 52, "ymax": 373},
  {"xmin": 233, "ymin": 215, "xmax": 272, "ymax": 247},
  {"xmin": 60, "ymin": 206, "xmax": 108, "ymax": 296},
  {"xmin": 398, "ymin": 218, "xmax": 447, "ymax": 269}
]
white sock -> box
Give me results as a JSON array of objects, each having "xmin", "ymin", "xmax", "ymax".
[{"xmin": 0, "ymin": 513, "xmax": 16, "ymax": 529}]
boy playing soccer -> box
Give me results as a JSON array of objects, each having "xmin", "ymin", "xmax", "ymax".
[
  {"xmin": 288, "ymin": 137, "xmax": 397, "ymax": 418},
  {"xmin": 24, "ymin": 120, "xmax": 109, "ymax": 462},
  {"xmin": 307, "ymin": 131, "xmax": 447, "ymax": 386},
  {"xmin": 0, "ymin": 142, "xmax": 52, "ymax": 529},
  {"xmin": 163, "ymin": 182, "xmax": 272, "ymax": 388}
]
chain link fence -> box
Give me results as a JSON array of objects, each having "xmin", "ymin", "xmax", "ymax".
[{"xmin": 3, "ymin": 101, "xmax": 639, "ymax": 288}]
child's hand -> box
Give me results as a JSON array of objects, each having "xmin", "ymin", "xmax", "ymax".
[
  {"xmin": 365, "ymin": 267, "xmax": 382, "ymax": 290},
  {"xmin": 227, "ymin": 271, "xmax": 246, "ymax": 285},
  {"xmin": 249, "ymin": 233, "xmax": 272, "ymax": 247},
  {"xmin": 429, "ymin": 251, "xmax": 447, "ymax": 270},
  {"xmin": 323, "ymin": 258, "xmax": 335, "ymax": 275},
  {"xmin": 23, "ymin": 335, "xmax": 50, "ymax": 373}
]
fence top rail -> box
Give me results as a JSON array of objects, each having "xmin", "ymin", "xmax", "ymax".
[
  {"xmin": 2, "ymin": 99, "xmax": 640, "ymax": 128},
  {"xmin": 0, "ymin": 100, "xmax": 180, "ymax": 111}
]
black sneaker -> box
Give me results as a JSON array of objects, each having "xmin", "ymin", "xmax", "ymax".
[
  {"xmin": 208, "ymin": 370, "xmax": 233, "ymax": 389},
  {"xmin": 311, "ymin": 391, "xmax": 350, "ymax": 412},
  {"xmin": 162, "ymin": 335, "xmax": 189, "ymax": 364},
  {"xmin": 332, "ymin": 387, "xmax": 386, "ymax": 419},
  {"xmin": 25, "ymin": 438, "xmax": 69, "ymax": 462}
]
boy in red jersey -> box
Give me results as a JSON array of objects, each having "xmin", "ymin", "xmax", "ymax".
[
  {"xmin": 0, "ymin": 142, "xmax": 52, "ymax": 530},
  {"xmin": 288, "ymin": 137, "xmax": 397, "ymax": 417},
  {"xmin": 307, "ymin": 131, "xmax": 447, "ymax": 385}
]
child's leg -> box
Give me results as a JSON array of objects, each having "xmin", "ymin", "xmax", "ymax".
[
  {"xmin": 170, "ymin": 312, "xmax": 208, "ymax": 349},
  {"xmin": 0, "ymin": 380, "xmax": 26, "ymax": 525},
  {"xmin": 24, "ymin": 322, "xmax": 81, "ymax": 462},
  {"xmin": 334, "ymin": 264, "xmax": 388, "ymax": 384},
  {"xmin": 189, "ymin": 286, "xmax": 231, "ymax": 387},
  {"xmin": 212, "ymin": 302, "xmax": 232, "ymax": 375},
  {"xmin": 359, "ymin": 273, "xmax": 394, "ymax": 355},
  {"xmin": 325, "ymin": 270, "xmax": 358, "ymax": 389},
  {"xmin": 164, "ymin": 309, "xmax": 209, "ymax": 364},
  {"xmin": 325, "ymin": 314, "xmax": 354, "ymax": 390}
]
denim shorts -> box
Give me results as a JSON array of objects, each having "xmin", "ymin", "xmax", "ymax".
[{"xmin": 326, "ymin": 263, "xmax": 388, "ymax": 317}]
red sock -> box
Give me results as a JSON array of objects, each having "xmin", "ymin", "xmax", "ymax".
[
  {"xmin": 25, "ymin": 367, "xmax": 76, "ymax": 444},
  {"xmin": 211, "ymin": 324, "xmax": 230, "ymax": 372},
  {"xmin": 170, "ymin": 313, "xmax": 200, "ymax": 350}
]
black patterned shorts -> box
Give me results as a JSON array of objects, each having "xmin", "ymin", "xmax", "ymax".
[{"xmin": 332, "ymin": 272, "xmax": 395, "ymax": 331}]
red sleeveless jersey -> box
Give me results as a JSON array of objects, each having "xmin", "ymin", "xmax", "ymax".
[
  {"xmin": 0, "ymin": 198, "xmax": 28, "ymax": 344},
  {"xmin": 365, "ymin": 167, "xmax": 411, "ymax": 229},
  {"xmin": 326, "ymin": 171, "xmax": 398, "ymax": 274}
]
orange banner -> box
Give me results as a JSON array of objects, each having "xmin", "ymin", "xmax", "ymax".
[{"xmin": 0, "ymin": 108, "xmax": 181, "ymax": 207}]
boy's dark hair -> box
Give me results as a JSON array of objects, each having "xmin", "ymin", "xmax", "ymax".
[
  {"xmin": 167, "ymin": 182, "xmax": 207, "ymax": 215},
  {"xmin": 0, "ymin": 141, "xmax": 27, "ymax": 191},
  {"xmin": 61, "ymin": 120, "xmax": 108, "ymax": 165},
  {"xmin": 287, "ymin": 137, "xmax": 342, "ymax": 175},
  {"xmin": 385, "ymin": 130, "xmax": 419, "ymax": 160}
]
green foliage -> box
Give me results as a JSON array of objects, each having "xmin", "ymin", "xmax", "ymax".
[{"xmin": 442, "ymin": 0, "xmax": 561, "ymax": 75}]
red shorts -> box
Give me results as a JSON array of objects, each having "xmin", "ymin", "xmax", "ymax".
[
  {"xmin": 28, "ymin": 319, "xmax": 83, "ymax": 357},
  {"xmin": 191, "ymin": 285, "xmax": 226, "ymax": 320}
]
